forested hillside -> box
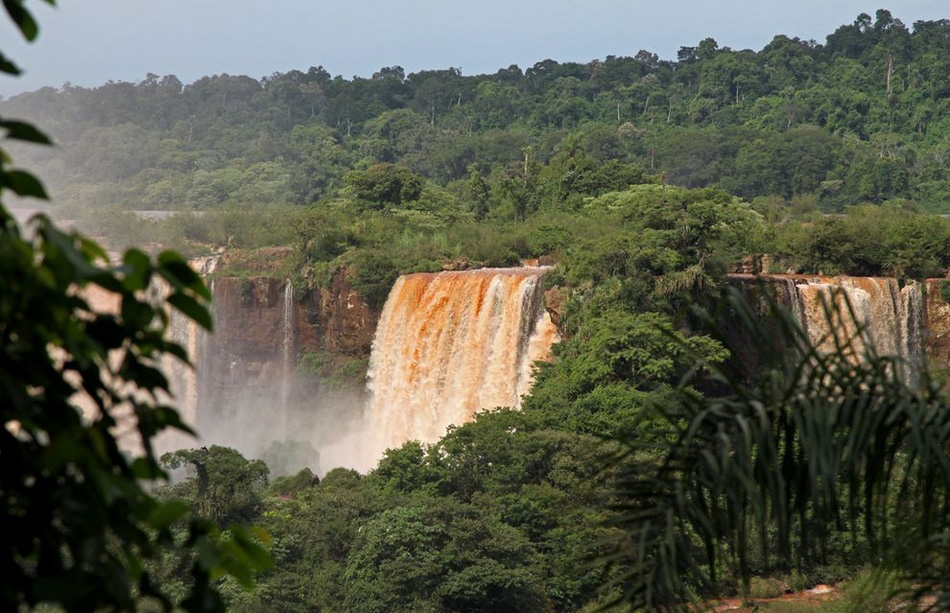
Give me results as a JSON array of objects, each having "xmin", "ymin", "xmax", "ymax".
[
  {"xmin": 4, "ymin": 8, "xmax": 950, "ymax": 220},
  {"xmin": 8, "ymin": 9, "xmax": 950, "ymax": 612}
]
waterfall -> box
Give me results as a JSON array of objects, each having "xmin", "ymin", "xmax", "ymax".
[
  {"xmin": 899, "ymin": 282, "xmax": 924, "ymax": 374},
  {"xmin": 155, "ymin": 259, "xmax": 218, "ymax": 452},
  {"xmin": 366, "ymin": 267, "xmax": 559, "ymax": 454},
  {"xmin": 735, "ymin": 274, "xmax": 927, "ymax": 375},
  {"xmin": 280, "ymin": 280, "xmax": 295, "ymax": 435},
  {"xmin": 165, "ymin": 306, "xmax": 202, "ymax": 425}
]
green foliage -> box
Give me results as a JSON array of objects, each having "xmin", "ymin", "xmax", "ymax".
[
  {"xmin": 733, "ymin": 126, "xmax": 837, "ymax": 198},
  {"xmin": 832, "ymin": 567, "xmax": 906, "ymax": 613},
  {"xmin": 342, "ymin": 500, "xmax": 549, "ymax": 613},
  {"xmin": 230, "ymin": 410, "xmax": 629, "ymax": 612},
  {"xmin": 525, "ymin": 310, "xmax": 726, "ymax": 438},
  {"xmin": 0, "ymin": 210, "xmax": 263, "ymax": 612},
  {"xmin": 296, "ymin": 351, "xmax": 368, "ymax": 390},
  {"xmin": 9, "ymin": 10, "xmax": 950, "ymax": 612},
  {"xmin": 8, "ymin": 11, "xmax": 950, "ymax": 237},
  {"xmin": 160, "ymin": 446, "xmax": 269, "ymax": 529},
  {"xmin": 344, "ymin": 162, "xmax": 425, "ymax": 209},
  {"xmin": 771, "ymin": 202, "xmax": 950, "ymax": 277},
  {"xmin": 610, "ymin": 288, "xmax": 950, "ymax": 610},
  {"xmin": 749, "ymin": 576, "xmax": 788, "ymax": 600},
  {"xmin": 347, "ymin": 249, "xmax": 401, "ymax": 309},
  {"xmin": 0, "ymin": 4, "xmax": 275, "ymax": 610}
]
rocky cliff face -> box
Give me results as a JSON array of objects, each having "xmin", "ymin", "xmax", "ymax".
[
  {"xmin": 311, "ymin": 267, "xmax": 378, "ymax": 357},
  {"xmin": 923, "ymin": 280, "xmax": 950, "ymax": 370},
  {"xmin": 197, "ymin": 270, "xmax": 379, "ymax": 430}
]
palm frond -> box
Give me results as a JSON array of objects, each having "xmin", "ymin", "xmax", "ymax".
[{"xmin": 608, "ymin": 284, "xmax": 950, "ymax": 610}]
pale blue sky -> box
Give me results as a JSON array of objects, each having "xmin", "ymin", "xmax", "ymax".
[{"xmin": 1, "ymin": 1, "xmax": 947, "ymax": 97}]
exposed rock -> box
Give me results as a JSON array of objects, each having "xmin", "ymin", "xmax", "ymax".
[
  {"xmin": 544, "ymin": 286, "xmax": 567, "ymax": 328},
  {"xmin": 924, "ymin": 279, "xmax": 950, "ymax": 370},
  {"xmin": 311, "ymin": 267, "xmax": 379, "ymax": 357},
  {"xmin": 199, "ymin": 277, "xmax": 290, "ymax": 429},
  {"xmin": 441, "ymin": 258, "xmax": 471, "ymax": 271},
  {"xmin": 210, "ymin": 277, "xmax": 284, "ymax": 358}
]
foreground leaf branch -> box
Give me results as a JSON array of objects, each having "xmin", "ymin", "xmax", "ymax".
[{"xmin": 0, "ymin": 2, "xmax": 270, "ymax": 609}]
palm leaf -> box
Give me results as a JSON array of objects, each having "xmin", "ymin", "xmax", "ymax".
[{"xmin": 608, "ymin": 284, "xmax": 950, "ymax": 610}]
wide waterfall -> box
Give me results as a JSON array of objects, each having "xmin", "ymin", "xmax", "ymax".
[
  {"xmin": 735, "ymin": 274, "xmax": 925, "ymax": 371},
  {"xmin": 366, "ymin": 267, "xmax": 559, "ymax": 454}
]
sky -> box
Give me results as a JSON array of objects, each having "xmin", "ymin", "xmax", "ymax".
[{"xmin": 1, "ymin": 1, "xmax": 948, "ymax": 97}]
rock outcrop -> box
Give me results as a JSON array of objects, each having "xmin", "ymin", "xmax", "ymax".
[
  {"xmin": 310, "ymin": 267, "xmax": 378, "ymax": 357},
  {"xmin": 923, "ymin": 280, "xmax": 950, "ymax": 370}
]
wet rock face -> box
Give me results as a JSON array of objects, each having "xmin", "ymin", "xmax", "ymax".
[
  {"xmin": 200, "ymin": 277, "xmax": 290, "ymax": 429},
  {"xmin": 311, "ymin": 267, "xmax": 379, "ymax": 357},
  {"xmin": 208, "ymin": 269, "xmax": 379, "ymax": 367},
  {"xmin": 924, "ymin": 280, "xmax": 950, "ymax": 370},
  {"xmin": 543, "ymin": 287, "xmax": 567, "ymax": 329},
  {"xmin": 211, "ymin": 277, "xmax": 285, "ymax": 360}
]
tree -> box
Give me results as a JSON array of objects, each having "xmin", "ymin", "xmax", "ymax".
[
  {"xmin": 0, "ymin": 4, "xmax": 268, "ymax": 610},
  {"xmin": 733, "ymin": 126, "xmax": 837, "ymax": 198},
  {"xmin": 342, "ymin": 499, "xmax": 549, "ymax": 613},
  {"xmin": 160, "ymin": 446, "xmax": 269, "ymax": 529},
  {"xmin": 343, "ymin": 163, "xmax": 425, "ymax": 209}
]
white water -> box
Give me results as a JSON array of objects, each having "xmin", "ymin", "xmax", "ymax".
[
  {"xmin": 364, "ymin": 267, "xmax": 559, "ymax": 458},
  {"xmin": 280, "ymin": 280, "xmax": 295, "ymax": 434},
  {"xmin": 761, "ymin": 275, "xmax": 925, "ymax": 375}
]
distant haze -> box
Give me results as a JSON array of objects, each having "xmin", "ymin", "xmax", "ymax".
[{"xmin": 1, "ymin": 1, "xmax": 947, "ymax": 97}]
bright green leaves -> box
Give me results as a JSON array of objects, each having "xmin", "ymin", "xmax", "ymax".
[
  {"xmin": 160, "ymin": 446, "xmax": 270, "ymax": 529},
  {"xmin": 609, "ymin": 288, "xmax": 950, "ymax": 610},
  {"xmin": 0, "ymin": 189, "xmax": 232, "ymax": 613},
  {"xmin": 0, "ymin": 1, "xmax": 265, "ymax": 609}
]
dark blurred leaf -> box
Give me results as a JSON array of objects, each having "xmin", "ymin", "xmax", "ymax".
[
  {"xmin": 167, "ymin": 292, "xmax": 212, "ymax": 331},
  {"xmin": 121, "ymin": 249, "xmax": 151, "ymax": 291},
  {"xmin": 0, "ymin": 53, "xmax": 20, "ymax": 75},
  {"xmin": 3, "ymin": 0, "xmax": 39, "ymax": 41},
  {"xmin": 2, "ymin": 169, "xmax": 48, "ymax": 198},
  {"xmin": 148, "ymin": 500, "xmax": 190, "ymax": 531},
  {"xmin": 0, "ymin": 119, "xmax": 50, "ymax": 144}
]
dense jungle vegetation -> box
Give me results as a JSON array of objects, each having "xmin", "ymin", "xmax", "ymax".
[
  {"xmin": 7, "ymin": 10, "xmax": 950, "ymax": 284},
  {"xmin": 6, "ymin": 8, "xmax": 950, "ymax": 612},
  {"xmin": 7, "ymin": 8, "xmax": 950, "ymax": 218}
]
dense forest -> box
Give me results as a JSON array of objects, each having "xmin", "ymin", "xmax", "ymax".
[
  {"xmin": 6, "ymin": 8, "xmax": 950, "ymax": 613},
  {"xmin": 4, "ymin": 8, "xmax": 950, "ymax": 219}
]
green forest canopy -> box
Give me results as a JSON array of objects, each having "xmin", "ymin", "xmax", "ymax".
[{"xmin": 4, "ymin": 9, "xmax": 950, "ymax": 218}]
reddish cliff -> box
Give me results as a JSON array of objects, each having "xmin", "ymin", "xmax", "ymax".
[
  {"xmin": 923, "ymin": 280, "xmax": 950, "ymax": 370},
  {"xmin": 310, "ymin": 267, "xmax": 379, "ymax": 357}
]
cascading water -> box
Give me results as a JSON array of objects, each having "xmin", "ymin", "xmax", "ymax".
[
  {"xmin": 365, "ymin": 267, "xmax": 559, "ymax": 455},
  {"xmin": 162, "ymin": 257, "xmax": 220, "ymax": 425},
  {"xmin": 280, "ymin": 280, "xmax": 295, "ymax": 436},
  {"xmin": 733, "ymin": 274, "xmax": 926, "ymax": 377},
  {"xmin": 155, "ymin": 258, "xmax": 218, "ymax": 452}
]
